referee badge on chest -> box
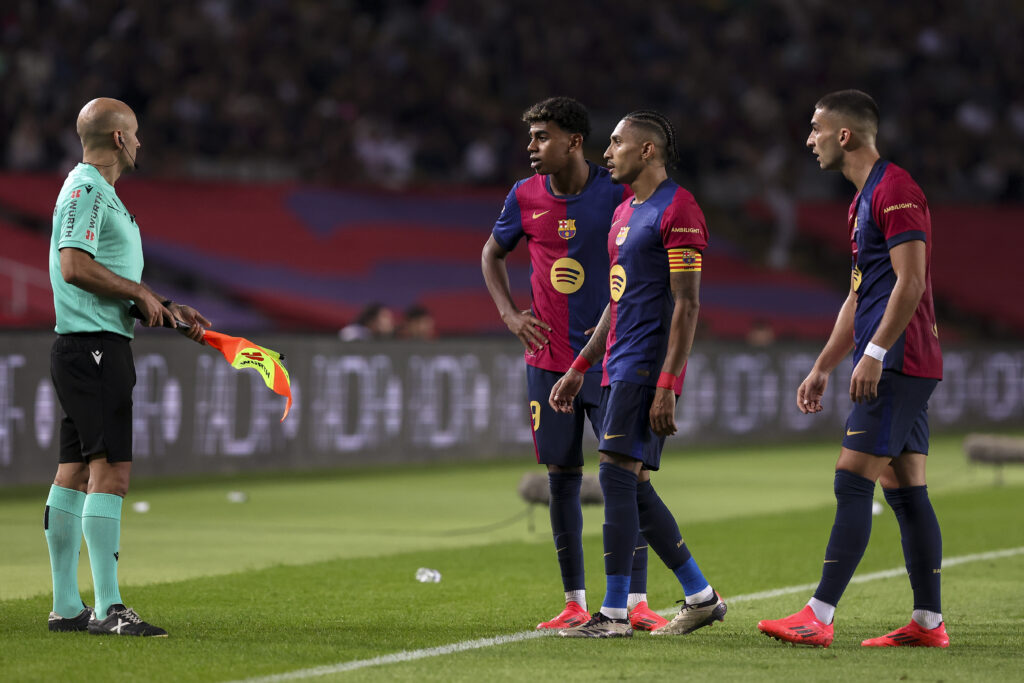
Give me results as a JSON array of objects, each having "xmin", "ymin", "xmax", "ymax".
[
  {"xmin": 557, "ymin": 219, "xmax": 577, "ymax": 239},
  {"xmin": 614, "ymin": 225, "xmax": 630, "ymax": 246}
]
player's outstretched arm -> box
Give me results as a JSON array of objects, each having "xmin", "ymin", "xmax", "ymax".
[
  {"xmin": 798, "ymin": 278, "xmax": 857, "ymax": 414},
  {"xmin": 481, "ymin": 235, "xmax": 551, "ymax": 351},
  {"xmin": 650, "ymin": 271, "xmax": 700, "ymax": 437}
]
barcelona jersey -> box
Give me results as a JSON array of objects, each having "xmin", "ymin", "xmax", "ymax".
[
  {"xmin": 492, "ymin": 162, "xmax": 631, "ymax": 373},
  {"xmin": 849, "ymin": 160, "xmax": 942, "ymax": 379},
  {"xmin": 604, "ymin": 179, "xmax": 708, "ymax": 390}
]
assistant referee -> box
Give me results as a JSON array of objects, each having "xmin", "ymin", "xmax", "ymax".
[{"xmin": 44, "ymin": 98, "xmax": 209, "ymax": 637}]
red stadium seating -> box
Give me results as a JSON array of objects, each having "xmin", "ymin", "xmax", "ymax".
[
  {"xmin": 798, "ymin": 202, "xmax": 1024, "ymax": 335},
  {"xmin": 0, "ymin": 219, "xmax": 54, "ymax": 327},
  {"xmin": 3, "ymin": 173, "xmax": 1013, "ymax": 338}
]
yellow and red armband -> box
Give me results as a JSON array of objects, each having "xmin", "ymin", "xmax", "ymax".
[{"xmin": 668, "ymin": 248, "xmax": 702, "ymax": 273}]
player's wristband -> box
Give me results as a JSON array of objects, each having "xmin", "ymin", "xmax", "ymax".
[
  {"xmin": 656, "ymin": 372, "xmax": 677, "ymax": 390},
  {"xmin": 570, "ymin": 356, "xmax": 592, "ymax": 374},
  {"xmin": 864, "ymin": 342, "xmax": 887, "ymax": 362}
]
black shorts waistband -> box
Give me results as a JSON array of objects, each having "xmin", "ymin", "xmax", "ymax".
[{"xmin": 58, "ymin": 331, "xmax": 132, "ymax": 343}]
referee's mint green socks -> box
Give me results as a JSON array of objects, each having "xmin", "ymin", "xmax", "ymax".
[
  {"xmin": 44, "ymin": 485, "xmax": 86, "ymax": 618},
  {"xmin": 82, "ymin": 492, "xmax": 124, "ymax": 617}
]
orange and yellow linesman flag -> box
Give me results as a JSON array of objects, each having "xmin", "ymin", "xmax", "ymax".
[{"xmin": 203, "ymin": 330, "xmax": 293, "ymax": 421}]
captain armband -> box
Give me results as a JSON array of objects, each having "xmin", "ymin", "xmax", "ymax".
[{"xmin": 668, "ymin": 248, "xmax": 701, "ymax": 273}]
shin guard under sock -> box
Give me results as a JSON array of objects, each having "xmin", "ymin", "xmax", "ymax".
[
  {"xmin": 82, "ymin": 493, "xmax": 124, "ymax": 617},
  {"xmin": 884, "ymin": 485, "xmax": 942, "ymax": 613},
  {"xmin": 44, "ymin": 485, "xmax": 86, "ymax": 617},
  {"xmin": 548, "ymin": 472, "xmax": 585, "ymax": 592},
  {"xmin": 812, "ymin": 470, "xmax": 875, "ymax": 607},
  {"xmin": 599, "ymin": 462, "xmax": 638, "ymax": 612}
]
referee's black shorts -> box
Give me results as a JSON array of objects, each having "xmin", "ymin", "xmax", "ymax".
[{"xmin": 50, "ymin": 332, "xmax": 136, "ymax": 464}]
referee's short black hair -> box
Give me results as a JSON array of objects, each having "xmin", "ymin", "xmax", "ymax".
[
  {"xmin": 815, "ymin": 90, "xmax": 880, "ymax": 135},
  {"xmin": 522, "ymin": 97, "xmax": 591, "ymax": 140}
]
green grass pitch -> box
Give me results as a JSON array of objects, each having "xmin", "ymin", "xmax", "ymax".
[{"xmin": 1, "ymin": 433, "xmax": 1022, "ymax": 681}]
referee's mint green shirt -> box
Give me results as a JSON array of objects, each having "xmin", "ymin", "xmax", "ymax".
[{"xmin": 49, "ymin": 163, "xmax": 143, "ymax": 338}]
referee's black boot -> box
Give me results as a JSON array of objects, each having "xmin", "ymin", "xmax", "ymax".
[{"xmin": 88, "ymin": 604, "xmax": 168, "ymax": 637}]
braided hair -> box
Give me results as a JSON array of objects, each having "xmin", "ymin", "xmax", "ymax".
[{"xmin": 623, "ymin": 110, "xmax": 679, "ymax": 167}]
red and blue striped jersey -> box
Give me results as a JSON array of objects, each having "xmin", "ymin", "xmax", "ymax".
[
  {"xmin": 849, "ymin": 160, "xmax": 942, "ymax": 379},
  {"xmin": 492, "ymin": 163, "xmax": 631, "ymax": 373},
  {"xmin": 604, "ymin": 179, "xmax": 708, "ymax": 391}
]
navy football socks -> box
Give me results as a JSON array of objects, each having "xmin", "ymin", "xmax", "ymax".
[
  {"xmin": 637, "ymin": 479, "xmax": 709, "ymax": 598},
  {"xmin": 548, "ymin": 471, "xmax": 585, "ymax": 593},
  {"xmin": 813, "ymin": 469, "xmax": 876, "ymax": 608},
  {"xmin": 884, "ymin": 485, "xmax": 943, "ymax": 613},
  {"xmin": 629, "ymin": 535, "xmax": 649, "ymax": 596},
  {"xmin": 598, "ymin": 462, "xmax": 639, "ymax": 615},
  {"xmin": 636, "ymin": 479, "xmax": 692, "ymax": 568}
]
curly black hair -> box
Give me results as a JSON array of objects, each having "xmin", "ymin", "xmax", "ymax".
[{"xmin": 522, "ymin": 97, "xmax": 591, "ymax": 140}]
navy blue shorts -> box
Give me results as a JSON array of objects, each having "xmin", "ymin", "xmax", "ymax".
[
  {"xmin": 527, "ymin": 365, "xmax": 604, "ymax": 467},
  {"xmin": 842, "ymin": 370, "xmax": 938, "ymax": 458},
  {"xmin": 597, "ymin": 381, "xmax": 666, "ymax": 470}
]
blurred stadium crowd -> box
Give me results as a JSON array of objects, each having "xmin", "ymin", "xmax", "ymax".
[
  {"xmin": 2, "ymin": 0, "xmax": 1021, "ymax": 203},
  {"xmin": 1, "ymin": 0, "xmax": 1022, "ymax": 337}
]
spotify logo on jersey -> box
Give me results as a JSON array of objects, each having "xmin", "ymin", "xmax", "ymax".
[
  {"xmin": 610, "ymin": 265, "xmax": 626, "ymax": 301},
  {"xmin": 550, "ymin": 258, "xmax": 584, "ymax": 294}
]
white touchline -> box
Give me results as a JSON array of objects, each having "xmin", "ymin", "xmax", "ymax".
[
  {"xmin": 230, "ymin": 546, "xmax": 1024, "ymax": 683},
  {"xmin": 653, "ymin": 545, "xmax": 1024, "ymax": 612}
]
